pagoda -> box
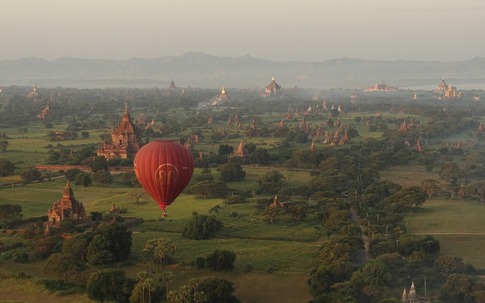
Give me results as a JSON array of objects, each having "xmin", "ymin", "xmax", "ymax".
[
  {"xmin": 37, "ymin": 100, "xmax": 51, "ymax": 119},
  {"xmin": 97, "ymin": 103, "xmax": 142, "ymax": 159},
  {"xmin": 47, "ymin": 181, "xmax": 86, "ymax": 224},
  {"xmin": 264, "ymin": 77, "xmax": 282, "ymax": 96},
  {"xmin": 219, "ymin": 86, "xmax": 229, "ymax": 101},
  {"xmin": 27, "ymin": 85, "xmax": 41, "ymax": 102},
  {"xmin": 164, "ymin": 80, "xmax": 182, "ymax": 96}
]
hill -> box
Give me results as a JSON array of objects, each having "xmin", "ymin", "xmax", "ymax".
[{"xmin": 1, "ymin": 53, "xmax": 485, "ymax": 89}]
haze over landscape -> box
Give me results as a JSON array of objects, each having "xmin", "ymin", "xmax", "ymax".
[
  {"xmin": 2, "ymin": 0, "xmax": 485, "ymax": 62},
  {"xmin": 2, "ymin": 0, "xmax": 485, "ymax": 89}
]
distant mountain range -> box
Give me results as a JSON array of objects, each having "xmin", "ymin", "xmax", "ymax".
[{"xmin": 1, "ymin": 52, "xmax": 485, "ymax": 89}]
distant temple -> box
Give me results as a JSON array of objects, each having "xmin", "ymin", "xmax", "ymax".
[
  {"xmin": 401, "ymin": 281, "xmax": 418, "ymax": 303},
  {"xmin": 210, "ymin": 86, "xmax": 230, "ymax": 106},
  {"xmin": 435, "ymin": 78, "xmax": 448, "ymax": 94},
  {"xmin": 231, "ymin": 141, "xmax": 249, "ymax": 158},
  {"xmin": 97, "ymin": 103, "xmax": 142, "ymax": 159},
  {"xmin": 219, "ymin": 86, "xmax": 228, "ymax": 100},
  {"xmin": 435, "ymin": 78, "xmax": 461, "ymax": 98},
  {"xmin": 264, "ymin": 77, "xmax": 282, "ymax": 96},
  {"xmin": 37, "ymin": 101, "xmax": 51, "ymax": 119},
  {"xmin": 27, "ymin": 85, "xmax": 41, "ymax": 102},
  {"xmin": 364, "ymin": 83, "xmax": 397, "ymax": 92},
  {"xmin": 47, "ymin": 181, "xmax": 86, "ymax": 224},
  {"xmin": 164, "ymin": 80, "xmax": 183, "ymax": 96}
]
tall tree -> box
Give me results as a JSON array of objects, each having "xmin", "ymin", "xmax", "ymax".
[
  {"xmin": 43, "ymin": 253, "xmax": 88, "ymax": 284},
  {"xmin": 87, "ymin": 222, "xmax": 132, "ymax": 265}
]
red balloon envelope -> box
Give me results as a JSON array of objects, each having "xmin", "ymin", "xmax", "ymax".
[{"xmin": 134, "ymin": 140, "xmax": 194, "ymax": 216}]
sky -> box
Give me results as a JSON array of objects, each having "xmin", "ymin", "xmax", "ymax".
[{"xmin": 2, "ymin": 0, "xmax": 485, "ymax": 62}]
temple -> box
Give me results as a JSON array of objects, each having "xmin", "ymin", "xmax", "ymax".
[
  {"xmin": 401, "ymin": 281, "xmax": 418, "ymax": 303},
  {"xmin": 164, "ymin": 80, "xmax": 183, "ymax": 96},
  {"xmin": 264, "ymin": 77, "xmax": 282, "ymax": 96},
  {"xmin": 37, "ymin": 101, "xmax": 51, "ymax": 119},
  {"xmin": 364, "ymin": 83, "xmax": 397, "ymax": 92},
  {"xmin": 435, "ymin": 78, "xmax": 461, "ymax": 98},
  {"xmin": 97, "ymin": 103, "xmax": 142, "ymax": 159},
  {"xmin": 210, "ymin": 86, "xmax": 230, "ymax": 106},
  {"xmin": 27, "ymin": 85, "xmax": 41, "ymax": 102},
  {"xmin": 47, "ymin": 181, "xmax": 86, "ymax": 224}
]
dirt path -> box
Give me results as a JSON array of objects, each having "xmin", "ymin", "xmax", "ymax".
[{"xmin": 350, "ymin": 208, "xmax": 370, "ymax": 264}]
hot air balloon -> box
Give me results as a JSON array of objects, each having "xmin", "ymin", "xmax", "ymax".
[{"xmin": 134, "ymin": 140, "xmax": 194, "ymax": 217}]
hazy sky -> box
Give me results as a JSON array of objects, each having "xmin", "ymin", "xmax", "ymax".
[{"xmin": 2, "ymin": 0, "xmax": 484, "ymax": 62}]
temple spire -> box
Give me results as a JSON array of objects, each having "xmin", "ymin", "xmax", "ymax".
[
  {"xmin": 122, "ymin": 102, "xmax": 131, "ymax": 122},
  {"xmin": 62, "ymin": 180, "xmax": 74, "ymax": 199}
]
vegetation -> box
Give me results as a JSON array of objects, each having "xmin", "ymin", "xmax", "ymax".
[
  {"xmin": 2, "ymin": 85, "xmax": 485, "ymax": 302},
  {"xmin": 182, "ymin": 214, "xmax": 223, "ymax": 240}
]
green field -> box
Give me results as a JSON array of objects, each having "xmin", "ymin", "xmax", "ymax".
[
  {"xmin": 0, "ymin": 174, "xmax": 319, "ymax": 302},
  {"xmin": 406, "ymin": 199, "xmax": 485, "ymax": 268}
]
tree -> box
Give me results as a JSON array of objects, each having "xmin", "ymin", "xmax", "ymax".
[
  {"xmin": 421, "ymin": 179, "xmax": 441, "ymax": 199},
  {"xmin": 65, "ymin": 168, "xmax": 82, "ymax": 181},
  {"xmin": 182, "ymin": 214, "xmax": 223, "ymax": 240},
  {"xmin": 261, "ymin": 205, "xmax": 285, "ymax": 224},
  {"xmin": 128, "ymin": 188, "xmax": 146, "ymax": 205},
  {"xmin": 87, "ymin": 269, "xmax": 133, "ymax": 302},
  {"xmin": 0, "ymin": 204, "xmax": 22, "ymax": 227},
  {"xmin": 397, "ymin": 234, "xmax": 440, "ymax": 258},
  {"xmin": 87, "ymin": 222, "xmax": 132, "ymax": 265},
  {"xmin": 464, "ymin": 181, "xmax": 485, "ymax": 203},
  {"xmin": 439, "ymin": 162, "xmax": 461, "ymax": 187},
  {"xmin": 217, "ymin": 162, "xmax": 245, "ymax": 182},
  {"xmin": 91, "ymin": 155, "xmax": 109, "ymax": 172},
  {"xmin": 161, "ymin": 271, "xmax": 174, "ymax": 301},
  {"xmin": 142, "ymin": 238, "xmax": 176, "ymax": 271},
  {"xmin": 0, "ymin": 140, "xmax": 8, "ymax": 152},
  {"xmin": 308, "ymin": 262, "xmax": 354, "ymax": 298},
  {"xmin": 258, "ymin": 171, "xmax": 286, "ymax": 194},
  {"xmin": 43, "ymin": 253, "xmax": 88, "ymax": 284},
  {"xmin": 122, "ymin": 171, "xmax": 140, "ymax": 187},
  {"xmin": 218, "ymin": 144, "xmax": 234, "ymax": 156},
  {"xmin": 129, "ymin": 271, "xmax": 164, "ymax": 303},
  {"xmin": 189, "ymin": 180, "xmax": 229, "ymax": 198},
  {"xmin": 0, "ymin": 158, "xmax": 15, "ymax": 176},
  {"xmin": 250, "ymin": 148, "xmax": 270, "ymax": 165},
  {"xmin": 167, "ymin": 279, "xmax": 206, "ymax": 303},
  {"xmin": 75, "ymin": 172, "xmax": 92, "ymax": 187},
  {"xmin": 31, "ymin": 235, "xmax": 62, "ymax": 259},
  {"xmin": 206, "ymin": 250, "xmax": 236, "ymax": 271},
  {"xmin": 19, "ymin": 168, "xmax": 42, "ymax": 183},
  {"xmin": 383, "ymin": 186, "xmax": 427, "ymax": 212},
  {"xmin": 439, "ymin": 274, "xmax": 474, "ymax": 303},
  {"xmin": 197, "ymin": 278, "xmax": 240, "ymax": 303},
  {"xmin": 62, "ymin": 232, "xmax": 94, "ymax": 262},
  {"xmin": 92, "ymin": 169, "xmax": 112, "ymax": 184}
]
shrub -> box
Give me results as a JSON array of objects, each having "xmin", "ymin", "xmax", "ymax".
[{"xmin": 206, "ymin": 250, "xmax": 236, "ymax": 271}]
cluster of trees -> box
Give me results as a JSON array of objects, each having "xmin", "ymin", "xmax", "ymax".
[{"xmin": 182, "ymin": 214, "xmax": 223, "ymax": 240}]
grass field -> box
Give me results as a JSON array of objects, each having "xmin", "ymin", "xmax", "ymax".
[
  {"xmin": 406, "ymin": 198, "xmax": 485, "ymax": 269},
  {"xmin": 0, "ymin": 173, "xmax": 320, "ymax": 302}
]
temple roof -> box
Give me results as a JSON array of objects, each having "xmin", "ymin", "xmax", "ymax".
[{"xmin": 266, "ymin": 77, "xmax": 281, "ymax": 90}]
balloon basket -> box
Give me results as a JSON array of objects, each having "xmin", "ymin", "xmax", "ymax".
[{"xmin": 162, "ymin": 211, "xmax": 168, "ymax": 218}]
